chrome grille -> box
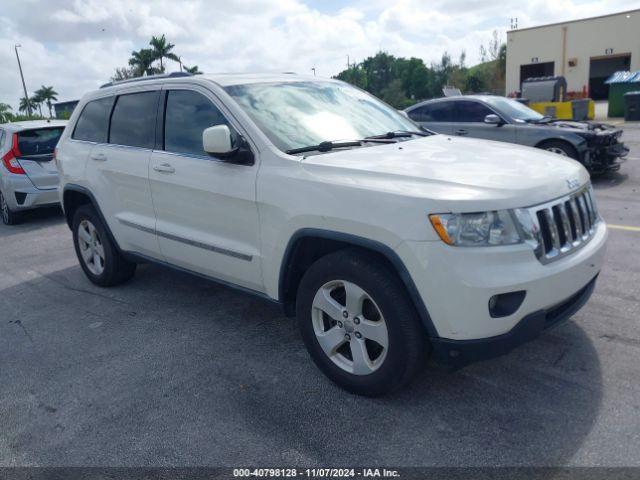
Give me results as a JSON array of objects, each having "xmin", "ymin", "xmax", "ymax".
[{"xmin": 530, "ymin": 186, "xmax": 599, "ymax": 264}]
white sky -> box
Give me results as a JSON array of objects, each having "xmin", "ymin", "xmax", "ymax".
[{"xmin": 1, "ymin": 0, "xmax": 639, "ymax": 111}]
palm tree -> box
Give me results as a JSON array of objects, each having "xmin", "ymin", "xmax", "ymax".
[
  {"xmin": 35, "ymin": 86, "xmax": 58, "ymax": 118},
  {"xmin": 129, "ymin": 48, "xmax": 159, "ymax": 76},
  {"xmin": 19, "ymin": 96, "xmax": 38, "ymax": 115},
  {"xmin": 31, "ymin": 92, "xmax": 44, "ymax": 117},
  {"xmin": 149, "ymin": 34, "xmax": 179, "ymax": 72},
  {"xmin": 0, "ymin": 103, "xmax": 12, "ymax": 123},
  {"xmin": 184, "ymin": 65, "xmax": 202, "ymax": 75}
]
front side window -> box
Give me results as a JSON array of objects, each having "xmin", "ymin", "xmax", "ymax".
[
  {"xmin": 454, "ymin": 101, "xmax": 494, "ymax": 123},
  {"xmin": 483, "ymin": 96, "xmax": 544, "ymax": 122},
  {"xmin": 17, "ymin": 127, "xmax": 65, "ymax": 156},
  {"xmin": 109, "ymin": 91, "xmax": 158, "ymax": 149},
  {"xmin": 164, "ymin": 90, "xmax": 229, "ymax": 156},
  {"xmin": 224, "ymin": 81, "xmax": 419, "ymax": 153},
  {"xmin": 72, "ymin": 97, "xmax": 114, "ymax": 143}
]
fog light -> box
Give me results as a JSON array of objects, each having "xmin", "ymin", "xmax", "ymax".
[{"xmin": 488, "ymin": 291, "xmax": 526, "ymax": 318}]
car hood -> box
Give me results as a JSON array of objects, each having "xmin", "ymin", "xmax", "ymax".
[
  {"xmin": 530, "ymin": 119, "xmax": 622, "ymax": 136},
  {"xmin": 301, "ymin": 135, "xmax": 590, "ymax": 211}
]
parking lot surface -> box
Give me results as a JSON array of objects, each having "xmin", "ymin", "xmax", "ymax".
[{"xmin": 1, "ymin": 125, "xmax": 639, "ymax": 467}]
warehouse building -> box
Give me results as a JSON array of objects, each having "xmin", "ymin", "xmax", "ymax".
[{"xmin": 506, "ymin": 9, "xmax": 640, "ymax": 100}]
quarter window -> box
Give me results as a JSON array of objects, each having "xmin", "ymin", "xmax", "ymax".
[
  {"xmin": 454, "ymin": 101, "xmax": 494, "ymax": 123},
  {"xmin": 109, "ymin": 91, "xmax": 158, "ymax": 149},
  {"xmin": 72, "ymin": 97, "xmax": 114, "ymax": 143},
  {"xmin": 164, "ymin": 90, "xmax": 229, "ymax": 156}
]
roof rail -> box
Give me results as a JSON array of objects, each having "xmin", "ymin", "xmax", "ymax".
[{"xmin": 100, "ymin": 71, "xmax": 193, "ymax": 89}]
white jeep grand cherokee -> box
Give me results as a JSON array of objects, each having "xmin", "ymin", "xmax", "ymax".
[{"xmin": 56, "ymin": 72, "xmax": 607, "ymax": 396}]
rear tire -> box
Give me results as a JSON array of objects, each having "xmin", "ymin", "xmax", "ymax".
[
  {"xmin": 0, "ymin": 190, "xmax": 21, "ymax": 225},
  {"xmin": 72, "ymin": 205, "xmax": 136, "ymax": 286},
  {"xmin": 538, "ymin": 140, "xmax": 579, "ymax": 160},
  {"xmin": 296, "ymin": 248, "xmax": 427, "ymax": 396}
]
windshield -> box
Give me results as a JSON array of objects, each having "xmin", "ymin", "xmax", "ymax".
[
  {"xmin": 482, "ymin": 97, "xmax": 544, "ymax": 122},
  {"xmin": 224, "ymin": 81, "xmax": 419, "ymax": 153}
]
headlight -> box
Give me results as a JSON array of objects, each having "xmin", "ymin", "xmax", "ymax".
[{"xmin": 429, "ymin": 210, "xmax": 522, "ymax": 246}]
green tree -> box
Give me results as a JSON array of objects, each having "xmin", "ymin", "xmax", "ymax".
[
  {"xmin": 464, "ymin": 71, "xmax": 486, "ymax": 93},
  {"xmin": 129, "ymin": 48, "xmax": 159, "ymax": 76},
  {"xmin": 478, "ymin": 30, "xmax": 506, "ymax": 93},
  {"xmin": 335, "ymin": 65, "xmax": 368, "ymax": 90},
  {"xmin": 0, "ymin": 103, "xmax": 12, "ymax": 123},
  {"xmin": 379, "ymin": 79, "xmax": 411, "ymax": 109},
  {"xmin": 34, "ymin": 86, "xmax": 58, "ymax": 118},
  {"xmin": 111, "ymin": 66, "xmax": 138, "ymax": 81},
  {"xmin": 149, "ymin": 34, "xmax": 179, "ymax": 72},
  {"xmin": 184, "ymin": 65, "xmax": 202, "ymax": 75},
  {"xmin": 31, "ymin": 92, "xmax": 44, "ymax": 117},
  {"xmin": 19, "ymin": 96, "xmax": 38, "ymax": 115}
]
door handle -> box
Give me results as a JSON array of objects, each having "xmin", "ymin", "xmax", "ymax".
[
  {"xmin": 153, "ymin": 163, "xmax": 175, "ymax": 173},
  {"xmin": 90, "ymin": 153, "xmax": 107, "ymax": 161},
  {"xmin": 455, "ymin": 129, "xmax": 468, "ymax": 136}
]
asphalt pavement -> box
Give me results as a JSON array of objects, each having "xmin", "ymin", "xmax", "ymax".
[{"xmin": 1, "ymin": 125, "xmax": 639, "ymax": 467}]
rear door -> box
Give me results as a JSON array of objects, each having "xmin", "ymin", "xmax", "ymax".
[
  {"xmin": 452, "ymin": 100, "xmax": 517, "ymax": 143},
  {"xmin": 85, "ymin": 89, "xmax": 161, "ymax": 258},
  {"xmin": 15, "ymin": 127, "xmax": 65, "ymax": 190},
  {"xmin": 407, "ymin": 102, "xmax": 455, "ymax": 134}
]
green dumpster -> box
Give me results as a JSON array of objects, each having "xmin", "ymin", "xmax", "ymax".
[{"xmin": 606, "ymin": 71, "xmax": 640, "ymax": 117}]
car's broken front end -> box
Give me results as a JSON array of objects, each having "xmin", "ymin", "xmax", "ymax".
[{"xmin": 553, "ymin": 120, "xmax": 629, "ymax": 173}]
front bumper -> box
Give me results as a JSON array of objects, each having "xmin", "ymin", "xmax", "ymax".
[
  {"xmin": 586, "ymin": 141, "xmax": 629, "ymax": 173},
  {"xmin": 430, "ymin": 274, "xmax": 597, "ymax": 366},
  {"xmin": 396, "ymin": 220, "xmax": 607, "ymax": 350}
]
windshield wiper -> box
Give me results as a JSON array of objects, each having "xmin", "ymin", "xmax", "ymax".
[
  {"xmin": 365, "ymin": 129, "xmax": 431, "ymax": 140},
  {"xmin": 286, "ymin": 138, "xmax": 394, "ymax": 155}
]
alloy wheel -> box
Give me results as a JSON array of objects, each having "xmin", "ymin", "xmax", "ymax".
[
  {"xmin": 311, "ymin": 280, "xmax": 389, "ymax": 375},
  {"xmin": 78, "ymin": 219, "xmax": 105, "ymax": 275},
  {"xmin": 546, "ymin": 146, "xmax": 568, "ymax": 156}
]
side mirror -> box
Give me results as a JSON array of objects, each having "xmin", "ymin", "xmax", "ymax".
[
  {"xmin": 203, "ymin": 125, "xmax": 237, "ymax": 157},
  {"xmin": 484, "ymin": 114, "xmax": 503, "ymax": 125}
]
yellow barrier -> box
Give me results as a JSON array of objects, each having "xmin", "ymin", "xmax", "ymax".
[{"xmin": 529, "ymin": 100, "xmax": 595, "ymax": 121}]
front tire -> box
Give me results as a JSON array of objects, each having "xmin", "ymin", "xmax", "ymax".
[
  {"xmin": 72, "ymin": 205, "xmax": 136, "ymax": 286},
  {"xmin": 538, "ymin": 140, "xmax": 579, "ymax": 160},
  {"xmin": 296, "ymin": 248, "xmax": 427, "ymax": 396},
  {"xmin": 0, "ymin": 190, "xmax": 21, "ymax": 225}
]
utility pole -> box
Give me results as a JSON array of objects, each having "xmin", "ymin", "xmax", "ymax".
[
  {"xmin": 15, "ymin": 44, "xmax": 31, "ymax": 117},
  {"xmin": 347, "ymin": 55, "xmax": 350, "ymax": 69},
  {"xmin": 311, "ymin": 67, "xmax": 316, "ymax": 76}
]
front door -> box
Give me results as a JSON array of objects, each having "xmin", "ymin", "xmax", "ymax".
[
  {"xmin": 148, "ymin": 87, "xmax": 262, "ymax": 292},
  {"xmin": 452, "ymin": 100, "xmax": 517, "ymax": 143}
]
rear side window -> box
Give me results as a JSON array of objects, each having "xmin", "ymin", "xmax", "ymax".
[
  {"xmin": 409, "ymin": 103, "xmax": 454, "ymax": 122},
  {"xmin": 17, "ymin": 128, "xmax": 65, "ymax": 156},
  {"xmin": 454, "ymin": 101, "xmax": 494, "ymax": 122},
  {"xmin": 109, "ymin": 91, "xmax": 159, "ymax": 149},
  {"xmin": 163, "ymin": 90, "xmax": 229, "ymax": 156},
  {"xmin": 72, "ymin": 97, "xmax": 114, "ymax": 143}
]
